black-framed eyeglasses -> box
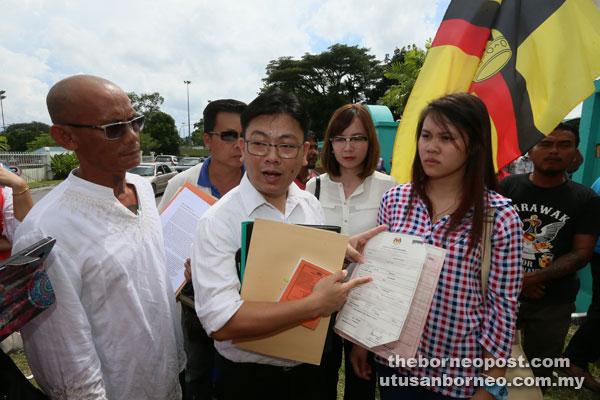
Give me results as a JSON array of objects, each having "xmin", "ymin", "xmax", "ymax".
[
  {"xmin": 57, "ymin": 115, "xmax": 145, "ymax": 140},
  {"xmin": 206, "ymin": 130, "xmax": 241, "ymax": 142},
  {"xmin": 330, "ymin": 135, "xmax": 368, "ymax": 147},
  {"xmin": 245, "ymin": 140, "xmax": 302, "ymax": 159}
]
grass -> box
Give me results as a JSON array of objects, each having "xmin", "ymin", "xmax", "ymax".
[
  {"xmin": 28, "ymin": 180, "xmax": 62, "ymax": 188},
  {"xmin": 543, "ymin": 324, "xmax": 600, "ymax": 400},
  {"xmin": 10, "ymin": 350, "xmax": 39, "ymax": 389},
  {"xmin": 180, "ymin": 148, "xmax": 211, "ymax": 157},
  {"xmin": 8, "ymin": 325, "xmax": 599, "ymax": 399}
]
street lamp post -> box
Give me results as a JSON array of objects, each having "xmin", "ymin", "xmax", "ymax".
[
  {"xmin": 183, "ymin": 81, "xmax": 191, "ymax": 139},
  {"xmin": 0, "ymin": 90, "xmax": 6, "ymax": 132},
  {"xmin": 179, "ymin": 123, "xmax": 189, "ymax": 143}
]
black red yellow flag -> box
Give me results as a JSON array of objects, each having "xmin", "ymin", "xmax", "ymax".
[{"xmin": 390, "ymin": 0, "xmax": 600, "ymax": 183}]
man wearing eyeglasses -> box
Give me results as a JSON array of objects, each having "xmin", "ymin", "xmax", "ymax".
[
  {"xmin": 158, "ymin": 99, "xmax": 246, "ymax": 212},
  {"xmin": 158, "ymin": 99, "xmax": 246, "ymax": 400},
  {"xmin": 190, "ymin": 89, "xmax": 376, "ymax": 400},
  {"xmin": 12, "ymin": 75, "xmax": 185, "ymax": 400}
]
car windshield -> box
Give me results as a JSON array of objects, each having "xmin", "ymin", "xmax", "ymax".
[
  {"xmin": 128, "ymin": 166, "xmax": 154, "ymax": 176},
  {"xmin": 156, "ymin": 156, "xmax": 172, "ymax": 162},
  {"xmin": 179, "ymin": 158, "xmax": 200, "ymax": 166}
]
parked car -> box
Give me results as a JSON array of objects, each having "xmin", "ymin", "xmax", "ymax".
[
  {"xmin": 128, "ymin": 163, "xmax": 177, "ymax": 195},
  {"xmin": 155, "ymin": 155, "xmax": 178, "ymax": 166},
  {"xmin": 175, "ymin": 157, "xmax": 202, "ymax": 173}
]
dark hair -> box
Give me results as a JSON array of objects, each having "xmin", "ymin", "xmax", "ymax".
[
  {"xmin": 307, "ymin": 131, "xmax": 317, "ymax": 143},
  {"xmin": 321, "ymin": 104, "xmax": 380, "ymax": 179},
  {"xmin": 203, "ymin": 99, "xmax": 247, "ymax": 132},
  {"xmin": 241, "ymin": 88, "xmax": 310, "ymax": 140},
  {"xmin": 555, "ymin": 120, "xmax": 580, "ymax": 146},
  {"xmin": 409, "ymin": 93, "xmax": 498, "ymax": 255}
]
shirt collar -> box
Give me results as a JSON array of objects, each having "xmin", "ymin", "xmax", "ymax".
[
  {"xmin": 487, "ymin": 189, "xmax": 512, "ymax": 208},
  {"xmin": 239, "ymin": 173, "xmax": 302, "ymax": 218},
  {"xmin": 197, "ymin": 156, "xmax": 246, "ymax": 199},
  {"xmin": 409, "ymin": 183, "xmax": 512, "ymax": 210},
  {"xmin": 67, "ymin": 169, "xmax": 135, "ymax": 199}
]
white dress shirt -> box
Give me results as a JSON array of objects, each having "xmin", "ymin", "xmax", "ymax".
[
  {"xmin": 191, "ymin": 174, "xmax": 325, "ymax": 366},
  {"xmin": 13, "ymin": 172, "xmax": 186, "ymax": 400},
  {"xmin": 306, "ymin": 171, "xmax": 397, "ymax": 236}
]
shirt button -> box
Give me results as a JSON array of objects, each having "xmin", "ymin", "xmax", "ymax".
[{"xmin": 344, "ymin": 220, "xmax": 348, "ymax": 223}]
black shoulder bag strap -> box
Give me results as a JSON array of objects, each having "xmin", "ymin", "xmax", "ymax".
[{"xmin": 314, "ymin": 175, "xmax": 321, "ymax": 200}]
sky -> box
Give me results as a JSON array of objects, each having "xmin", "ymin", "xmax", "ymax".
[{"xmin": 0, "ymin": 0, "xmax": 582, "ymax": 136}]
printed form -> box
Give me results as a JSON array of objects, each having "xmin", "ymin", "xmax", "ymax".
[
  {"xmin": 373, "ymin": 244, "xmax": 446, "ymax": 359},
  {"xmin": 335, "ymin": 232, "xmax": 428, "ymax": 348},
  {"xmin": 160, "ymin": 184, "xmax": 215, "ymax": 295}
]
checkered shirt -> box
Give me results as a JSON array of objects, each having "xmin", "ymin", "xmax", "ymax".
[{"xmin": 376, "ymin": 183, "xmax": 523, "ymax": 398}]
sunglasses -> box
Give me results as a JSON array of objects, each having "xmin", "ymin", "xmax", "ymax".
[
  {"xmin": 206, "ymin": 130, "xmax": 241, "ymax": 142},
  {"xmin": 57, "ymin": 115, "xmax": 145, "ymax": 140}
]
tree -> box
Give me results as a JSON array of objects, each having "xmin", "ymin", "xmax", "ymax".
[
  {"xmin": 127, "ymin": 92, "xmax": 164, "ymax": 115},
  {"xmin": 139, "ymin": 132, "xmax": 161, "ymax": 153},
  {"xmin": 261, "ymin": 44, "xmax": 384, "ymax": 137},
  {"xmin": 191, "ymin": 119, "xmax": 204, "ymax": 146},
  {"xmin": 0, "ymin": 136, "xmax": 9, "ymax": 152},
  {"xmin": 144, "ymin": 112, "xmax": 181, "ymax": 155},
  {"xmin": 378, "ymin": 42, "xmax": 429, "ymax": 118},
  {"xmin": 4, "ymin": 122, "xmax": 50, "ymax": 151},
  {"xmin": 26, "ymin": 133, "xmax": 58, "ymax": 151}
]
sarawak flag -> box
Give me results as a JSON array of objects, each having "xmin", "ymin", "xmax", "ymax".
[{"xmin": 390, "ymin": 0, "xmax": 600, "ymax": 183}]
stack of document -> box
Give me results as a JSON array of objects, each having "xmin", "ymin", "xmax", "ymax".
[
  {"xmin": 234, "ymin": 219, "xmax": 348, "ymax": 365},
  {"xmin": 334, "ymin": 232, "xmax": 446, "ymax": 360},
  {"xmin": 159, "ymin": 182, "xmax": 216, "ymax": 295}
]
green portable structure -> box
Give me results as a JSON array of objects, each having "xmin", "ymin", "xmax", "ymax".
[
  {"xmin": 365, "ymin": 105, "xmax": 399, "ymax": 174},
  {"xmin": 573, "ymin": 79, "xmax": 600, "ymax": 314}
]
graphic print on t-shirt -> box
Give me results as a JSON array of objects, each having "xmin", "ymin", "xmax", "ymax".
[{"xmin": 514, "ymin": 204, "xmax": 569, "ymax": 272}]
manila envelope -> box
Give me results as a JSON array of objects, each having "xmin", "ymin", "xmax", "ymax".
[{"xmin": 233, "ymin": 218, "xmax": 348, "ymax": 365}]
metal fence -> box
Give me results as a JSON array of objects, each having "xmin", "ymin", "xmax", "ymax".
[
  {"xmin": 0, "ymin": 152, "xmax": 52, "ymax": 183},
  {"xmin": 0, "ymin": 150, "xmax": 155, "ymax": 182}
]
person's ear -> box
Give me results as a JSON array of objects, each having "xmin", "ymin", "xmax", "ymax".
[
  {"xmin": 203, "ymin": 133, "xmax": 212, "ymax": 150},
  {"xmin": 239, "ymin": 138, "xmax": 246, "ymax": 164},
  {"xmin": 302, "ymin": 141, "xmax": 309, "ymax": 167},
  {"xmin": 50, "ymin": 125, "xmax": 78, "ymax": 151}
]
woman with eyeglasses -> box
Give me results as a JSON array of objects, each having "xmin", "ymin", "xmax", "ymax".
[
  {"xmin": 350, "ymin": 93, "xmax": 524, "ymax": 400},
  {"xmin": 306, "ymin": 104, "xmax": 397, "ymax": 400}
]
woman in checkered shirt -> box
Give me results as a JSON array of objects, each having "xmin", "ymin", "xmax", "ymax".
[{"xmin": 350, "ymin": 93, "xmax": 524, "ymax": 399}]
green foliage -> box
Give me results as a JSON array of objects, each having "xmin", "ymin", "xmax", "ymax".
[
  {"xmin": 0, "ymin": 136, "xmax": 9, "ymax": 152},
  {"xmin": 127, "ymin": 92, "xmax": 164, "ymax": 115},
  {"xmin": 26, "ymin": 133, "xmax": 57, "ymax": 151},
  {"xmin": 144, "ymin": 112, "xmax": 181, "ymax": 155},
  {"xmin": 4, "ymin": 122, "xmax": 50, "ymax": 151},
  {"xmin": 139, "ymin": 131, "xmax": 161, "ymax": 153},
  {"xmin": 180, "ymin": 147, "xmax": 210, "ymax": 157},
  {"xmin": 190, "ymin": 130, "xmax": 204, "ymax": 146},
  {"xmin": 261, "ymin": 44, "xmax": 384, "ymax": 137},
  {"xmin": 190, "ymin": 119, "xmax": 204, "ymax": 146},
  {"xmin": 378, "ymin": 42, "xmax": 429, "ymax": 118},
  {"xmin": 126, "ymin": 92, "xmax": 180, "ymax": 153},
  {"xmin": 50, "ymin": 152, "xmax": 79, "ymax": 179}
]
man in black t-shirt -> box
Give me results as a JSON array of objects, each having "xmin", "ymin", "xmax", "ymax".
[{"xmin": 500, "ymin": 123, "xmax": 600, "ymax": 381}]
